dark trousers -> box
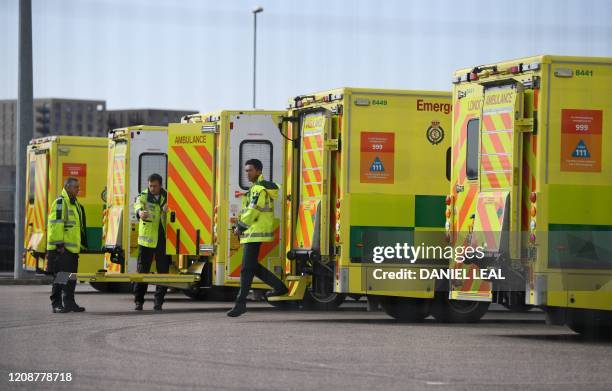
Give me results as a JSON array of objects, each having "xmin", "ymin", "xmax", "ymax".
[
  {"xmin": 133, "ymin": 242, "xmax": 170, "ymax": 305},
  {"xmin": 49, "ymin": 250, "xmax": 79, "ymax": 308},
  {"xmin": 236, "ymin": 242, "xmax": 286, "ymax": 303}
]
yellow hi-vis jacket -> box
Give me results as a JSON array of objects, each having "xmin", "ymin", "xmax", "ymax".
[
  {"xmin": 134, "ymin": 188, "xmax": 167, "ymax": 248},
  {"xmin": 236, "ymin": 175, "xmax": 278, "ymax": 244},
  {"xmin": 47, "ymin": 188, "xmax": 87, "ymax": 254}
]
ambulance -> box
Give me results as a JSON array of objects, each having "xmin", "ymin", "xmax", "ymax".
[
  {"xmin": 165, "ymin": 111, "xmax": 286, "ymax": 299},
  {"xmin": 23, "ymin": 136, "xmax": 108, "ymax": 290},
  {"xmin": 76, "ymin": 112, "xmax": 287, "ymax": 300},
  {"xmin": 268, "ymin": 87, "xmax": 487, "ymax": 319},
  {"xmin": 446, "ymin": 55, "xmax": 612, "ymax": 335},
  {"xmin": 76, "ymin": 126, "xmax": 193, "ymax": 290}
]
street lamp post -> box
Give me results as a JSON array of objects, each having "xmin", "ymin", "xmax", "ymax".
[{"xmin": 252, "ymin": 6, "xmax": 263, "ymax": 109}]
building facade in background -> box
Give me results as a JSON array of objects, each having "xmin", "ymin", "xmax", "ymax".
[
  {"xmin": 0, "ymin": 98, "xmax": 196, "ymax": 228},
  {"xmin": 106, "ymin": 109, "xmax": 195, "ymax": 130}
]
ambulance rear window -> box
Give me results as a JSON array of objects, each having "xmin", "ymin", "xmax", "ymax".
[
  {"xmin": 139, "ymin": 153, "xmax": 167, "ymax": 192},
  {"xmin": 28, "ymin": 161, "xmax": 35, "ymax": 204},
  {"xmin": 239, "ymin": 140, "xmax": 273, "ymax": 190},
  {"xmin": 466, "ymin": 119, "xmax": 479, "ymax": 180}
]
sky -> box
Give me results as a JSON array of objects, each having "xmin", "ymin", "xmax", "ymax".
[{"xmin": 1, "ymin": 0, "xmax": 611, "ymax": 112}]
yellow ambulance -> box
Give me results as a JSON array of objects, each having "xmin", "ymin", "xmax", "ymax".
[
  {"xmin": 446, "ymin": 55, "xmax": 612, "ymax": 335},
  {"xmin": 23, "ymin": 136, "xmax": 108, "ymax": 290},
  {"xmin": 268, "ymin": 88, "xmax": 485, "ymax": 320},
  {"xmin": 77, "ymin": 113, "xmax": 287, "ymax": 300},
  {"xmin": 163, "ymin": 111, "xmax": 287, "ymax": 299}
]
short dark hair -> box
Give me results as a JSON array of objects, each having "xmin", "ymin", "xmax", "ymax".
[
  {"xmin": 148, "ymin": 173, "xmax": 163, "ymax": 185},
  {"xmin": 245, "ymin": 159, "xmax": 263, "ymax": 171},
  {"xmin": 64, "ymin": 177, "xmax": 79, "ymax": 189}
]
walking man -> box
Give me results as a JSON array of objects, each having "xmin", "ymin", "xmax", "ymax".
[{"xmin": 227, "ymin": 159, "xmax": 288, "ymax": 317}]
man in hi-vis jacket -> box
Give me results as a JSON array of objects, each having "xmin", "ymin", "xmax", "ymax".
[{"xmin": 227, "ymin": 159, "xmax": 288, "ymax": 317}]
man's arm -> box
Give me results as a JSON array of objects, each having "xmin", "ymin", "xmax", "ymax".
[
  {"xmin": 236, "ymin": 190, "xmax": 264, "ymax": 232},
  {"xmin": 47, "ymin": 197, "xmax": 65, "ymax": 252},
  {"xmin": 133, "ymin": 194, "xmax": 147, "ymax": 220}
]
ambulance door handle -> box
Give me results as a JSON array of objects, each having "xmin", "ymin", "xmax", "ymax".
[{"xmin": 170, "ymin": 211, "xmax": 176, "ymax": 223}]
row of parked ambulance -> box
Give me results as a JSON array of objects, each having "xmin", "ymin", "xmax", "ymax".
[{"xmin": 23, "ymin": 55, "xmax": 612, "ymax": 337}]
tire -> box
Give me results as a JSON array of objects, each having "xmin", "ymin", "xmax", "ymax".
[
  {"xmin": 90, "ymin": 282, "xmax": 133, "ymax": 294},
  {"xmin": 183, "ymin": 286, "xmax": 238, "ymax": 302},
  {"xmin": 207, "ymin": 286, "xmax": 239, "ymax": 302},
  {"xmin": 302, "ymin": 289, "xmax": 346, "ymax": 310},
  {"xmin": 266, "ymin": 299, "xmax": 299, "ymax": 310},
  {"xmin": 502, "ymin": 302, "xmax": 534, "ymax": 313},
  {"xmin": 183, "ymin": 289, "xmax": 208, "ymax": 301},
  {"xmin": 90, "ymin": 282, "xmax": 112, "ymax": 293},
  {"xmin": 566, "ymin": 309, "xmax": 612, "ymax": 340},
  {"xmin": 430, "ymin": 294, "xmax": 489, "ymax": 323},
  {"xmin": 379, "ymin": 296, "xmax": 430, "ymax": 322},
  {"xmin": 111, "ymin": 282, "xmax": 134, "ymax": 294}
]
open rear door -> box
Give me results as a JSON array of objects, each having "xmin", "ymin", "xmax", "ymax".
[
  {"xmin": 292, "ymin": 110, "xmax": 333, "ymax": 259},
  {"xmin": 104, "ymin": 141, "xmax": 127, "ymax": 250},
  {"xmin": 450, "ymin": 81, "xmax": 525, "ymax": 301},
  {"xmin": 24, "ymin": 150, "xmax": 49, "ymax": 271},
  {"xmin": 473, "ymin": 82, "xmax": 524, "ymax": 259},
  {"xmin": 166, "ymin": 123, "xmax": 215, "ymax": 255}
]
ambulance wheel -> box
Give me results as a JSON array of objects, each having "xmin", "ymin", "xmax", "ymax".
[
  {"xmin": 90, "ymin": 282, "xmax": 112, "ymax": 293},
  {"xmin": 302, "ymin": 289, "xmax": 346, "ymax": 310},
  {"xmin": 379, "ymin": 296, "xmax": 430, "ymax": 322},
  {"xmin": 502, "ymin": 302, "xmax": 534, "ymax": 313},
  {"xmin": 183, "ymin": 289, "xmax": 208, "ymax": 301},
  {"xmin": 207, "ymin": 286, "xmax": 238, "ymax": 302},
  {"xmin": 430, "ymin": 294, "xmax": 489, "ymax": 323},
  {"xmin": 111, "ymin": 282, "xmax": 134, "ymax": 294},
  {"xmin": 266, "ymin": 299, "xmax": 299, "ymax": 310},
  {"xmin": 566, "ymin": 310, "xmax": 612, "ymax": 340}
]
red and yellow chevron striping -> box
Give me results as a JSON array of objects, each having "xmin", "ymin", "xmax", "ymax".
[{"xmin": 166, "ymin": 128, "xmax": 215, "ymax": 255}]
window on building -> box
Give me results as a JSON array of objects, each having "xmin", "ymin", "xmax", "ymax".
[{"xmin": 239, "ymin": 140, "xmax": 273, "ymax": 190}]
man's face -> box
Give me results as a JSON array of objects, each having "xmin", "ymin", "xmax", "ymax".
[
  {"xmin": 148, "ymin": 180, "xmax": 161, "ymax": 195},
  {"xmin": 66, "ymin": 181, "xmax": 80, "ymax": 198},
  {"xmin": 244, "ymin": 164, "xmax": 261, "ymax": 183}
]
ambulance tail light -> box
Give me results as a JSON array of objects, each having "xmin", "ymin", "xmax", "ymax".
[
  {"xmin": 529, "ymin": 192, "xmax": 537, "ymax": 203},
  {"xmin": 445, "ymin": 195, "xmax": 452, "ymax": 205}
]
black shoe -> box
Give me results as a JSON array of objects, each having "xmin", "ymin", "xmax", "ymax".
[
  {"xmin": 266, "ymin": 286, "xmax": 289, "ymax": 298},
  {"xmin": 135, "ymin": 303, "xmax": 143, "ymax": 311},
  {"xmin": 62, "ymin": 305, "xmax": 85, "ymax": 313},
  {"xmin": 52, "ymin": 306, "xmax": 64, "ymax": 313},
  {"xmin": 153, "ymin": 303, "xmax": 163, "ymax": 311},
  {"xmin": 226, "ymin": 302, "xmax": 247, "ymax": 317}
]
